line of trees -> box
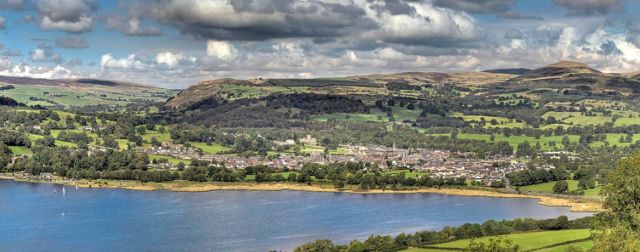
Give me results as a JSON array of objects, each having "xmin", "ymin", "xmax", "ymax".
[{"xmin": 294, "ymin": 216, "xmax": 593, "ymax": 252}]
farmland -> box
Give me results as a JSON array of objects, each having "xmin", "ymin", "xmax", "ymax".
[
  {"xmin": 0, "ymin": 83, "xmax": 175, "ymax": 108},
  {"xmin": 520, "ymin": 180, "xmax": 601, "ymax": 196},
  {"xmin": 403, "ymin": 229, "xmax": 591, "ymax": 252}
]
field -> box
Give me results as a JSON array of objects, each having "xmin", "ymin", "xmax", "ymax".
[
  {"xmin": 148, "ymin": 154, "xmax": 191, "ymax": 165},
  {"xmin": 520, "ymin": 180, "xmax": 601, "ymax": 196},
  {"xmin": 403, "ymin": 229, "xmax": 591, "ymax": 252},
  {"xmin": 430, "ymin": 133, "xmax": 579, "ymax": 151},
  {"xmin": 189, "ymin": 142, "xmax": 232, "ymax": 154},
  {"xmin": 311, "ymin": 111, "xmax": 387, "ymax": 122},
  {"xmin": 589, "ymin": 133, "xmax": 640, "ymax": 148},
  {"xmin": 8, "ymin": 146, "xmax": 31, "ymax": 155},
  {"xmin": 141, "ymin": 131, "xmax": 172, "ymax": 143},
  {"xmin": 311, "ymin": 105, "xmax": 421, "ymax": 123},
  {"xmin": 0, "ymin": 84, "xmax": 175, "ymax": 107},
  {"xmin": 27, "ymin": 133, "xmax": 77, "ymax": 148}
]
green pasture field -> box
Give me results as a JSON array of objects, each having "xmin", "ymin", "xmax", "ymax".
[
  {"xmin": 8, "ymin": 146, "xmax": 31, "ymax": 155},
  {"xmin": 0, "ymin": 84, "xmax": 174, "ymax": 107},
  {"xmin": 189, "ymin": 142, "xmax": 232, "ymax": 154},
  {"xmin": 403, "ymin": 229, "xmax": 591, "ymax": 252},
  {"xmin": 148, "ymin": 154, "xmax": 191, "ymax": 165},
  {"xmin": 519, "ymin": 180, "xmax": 601, "ymax": 196},
  {"xmin": 27, "ymin": 133, "xmax": 77, "ymax": 148},
  {"xmin": 430, "ymin": 133, "xmax": 579, "ymax": 151},
  {"xmin": 589, "ymin": 133, "xmax": 640, "ymax": 148}
]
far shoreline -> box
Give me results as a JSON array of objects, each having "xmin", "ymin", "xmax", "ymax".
[{"xmin": 0, "ymin": 173, "xmax": 603, "ymax": 212}]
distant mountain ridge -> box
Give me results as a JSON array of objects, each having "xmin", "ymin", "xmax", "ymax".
[
  {"xmin": 0, "ymin": 75, "xmax": 156, "ymax": 90},
  {"xmin": 483, "ymin": 68, "xmax": 531, "ymax": 75},
  {"xmin": 513, "ymin": 61, "xmax": 602, "ymax": 81},
  {"xmin": 164, "ymin": 60, "xmax": 640, "ymax": 112}
]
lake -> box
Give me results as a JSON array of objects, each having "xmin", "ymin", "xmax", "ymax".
[{"xmin": 0, "ymin": 180, "xmax": 592, "ymax": 251}]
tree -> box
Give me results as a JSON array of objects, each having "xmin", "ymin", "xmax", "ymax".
[
  {"xmin": 552, "ymin": 180, "xmax": 568, "ymax": 194},
  {"xmin": 516, "ymin": 141, "xmax": 533, "ymax": 157},
  {"xmin": 103, "ymin": 136, "xmax": 119, "ymax": 149},
  {"xmin": 466, "ymin": 237, "xmax": 519, "ymax": 252},
  {"xmin": 150, "ymin": 137, "xmax": 161, "ymax": 147},
  {"xmin": 592, "ymin": 152, "xmax": 640, "ymax": 251},
  {"xmin": 294, "ymin": 240, "xmax": 337, "ymax": 252},
  {"xmin": 577, "ymin": 178, "xmax": 595, "ymax": 190}
]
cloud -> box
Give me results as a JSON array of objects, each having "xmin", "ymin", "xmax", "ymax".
[
  {"xmin": 0, "ymin": 57, "xmax": 12, "ymax": 70},
  {"xmin": 504, "ymin": 28, "xmax": 524, "ymax": 39},
  {"xmin": 0, "ymin": 16, "xmax": 5, "ymax": 29},
  {"xmin": 55, "ymin": 36, "xmax": 89, "ymax": 48},
  {"xmin": 29, "ymin": 44, "xmax": 63, "ymax": 63},
  {"xmin": 100, "ymin": 53, "xmax": 146, "ymax": 70},
  {"xmin": 370, "ymin": 0, "xmax": 416, "ymax": 16},
  {"xmin": 106, "ymin": 16, "xmax": 163, "ymax": 36},
  {"xmin": 36, "ymin": 0, "xmax": 96, "ymax": 33},
  {"xmin": 432, "ymin": 0, "xmax": 541, "ymax": 20},
  {"xmin": 552, "ymin": 0, "xmax": 625, "ymax": 16},
  {"xmin": 206, "ymin": 40, "xmax": 237, "ymax": 61},
  {"xmin": 30, "ymin": 48, "xmax": 47, "ymax": 61},
  {"xmin": 0, "ymin": 63, "xmax": 78, "ymax": 79},
  {"xmin": 146, "ymin": 0, "xmax": 377, "ymax": 41},
  {"xmin": 0, "ymin": 0, "xmax": 24, "ymax": 10},
  {"xmin": 362, "ymin": 1, "xmax": 486, "ymax": 47},
  {"xmin": 66, "ymin": 57, "xmax": 82, "ymax": 67},
  {"xmin": 2, "ymin": 49, "xmax": 21, "ymax": 56},
  {"xmin": 155, "ymin": 51, "xmax": 183, "ymax": 67}
]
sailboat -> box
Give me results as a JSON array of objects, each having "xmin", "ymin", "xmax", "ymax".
[{"xmin": 61, "ymin": 186, "xmax": 66, "ymax": 217}]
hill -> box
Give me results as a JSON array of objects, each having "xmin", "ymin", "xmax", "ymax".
[
  {"xmin": 514, "ymin": 61, "xmax": 601, "ymax": 81},
  {"xmin": 0, "ymin": 75, "xmax": 176, "ymax": 108},
  {"xmin": 165, "ymin": 78, "xmax": 254, "ymax": 111},
  {"xmin": 483, "ymin": 68, "xmax": 530, "ymax": 75},
  {"xmin": 346, "ymin": 71, "xmax": 515, "ymax": 86},
  {"xmin": 502, "ymin": 61, "xmax": 640, "ymax": 95},
  {"xmin": 164, "ymin": 71, "xmax": 516, "ymax": 112}
]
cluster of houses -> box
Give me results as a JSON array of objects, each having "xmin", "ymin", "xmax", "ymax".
[{"xmin": 141, "ymin": 142, "xmax": 554, "ymax": 183}]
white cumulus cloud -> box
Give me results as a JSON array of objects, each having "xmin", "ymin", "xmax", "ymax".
[
  {"xmin": 100, "ymin": 53, "xmax": 146, "ymax": 70},
  {"xmin": 155, "ymin": 51, "xmax": 183, "ymax": 67},
  {"xmin": 206, "ymin": 40, "xmax": 237, "ymax": 61}
]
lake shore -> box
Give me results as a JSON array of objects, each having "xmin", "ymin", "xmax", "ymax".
[{"xmin": 0, "ymin": 173, "xmax": 602, "ymax": 212}]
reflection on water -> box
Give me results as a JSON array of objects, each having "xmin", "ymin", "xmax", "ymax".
[{"xmin": 0, "ymin": 180, "xmax": 591, "ymax": 252}]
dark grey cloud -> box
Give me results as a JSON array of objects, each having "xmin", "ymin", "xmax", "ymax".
[
  {"xmin": 145, "ymin": 0, "xmax": 378, "ymax": 41},
  {"xmin": 432, "ymin": 0, "xmax": 541, "ymax": 19},
  {"xmin": 0, "ymin": 16, "xmax": 5, "ymax": 30},
  {"xmin": 625, "ymin": 20, "xmax": 640, "ymax": 46},
  {"xmin": 529, "ymin": 26, "xmax": 564, "ymax": 46},
  {"xmin": 370, "ymin": 0, "xmax": 416, "ymax": 16},
  {"xmin": 55, "ymin": 36, "xmax": 89, "ymax": 48},
  {"xmin": 36, "ymin": 0, "xmax": 98, "ymax": 33},
  {"xmin": 552, "ymin": 0, "xmax": 625, "ymax": 16},
  {"xmin": 504, "ymin": 28, "xmax": 524, "ymax": 39}
]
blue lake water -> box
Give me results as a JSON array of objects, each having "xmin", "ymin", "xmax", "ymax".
[{"xmin": 0, "ymin": 180, "xmax": 592, "ymax": 252}]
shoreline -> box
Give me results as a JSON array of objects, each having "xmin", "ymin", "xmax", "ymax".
[{"xmin": 0, "ymin": 174, "xmax": 603, "ymax": 212}]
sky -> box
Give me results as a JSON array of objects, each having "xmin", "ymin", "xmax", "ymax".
[{"xmin": 1, "ymin": 0, "xmax": 640, "ymax": 88}]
